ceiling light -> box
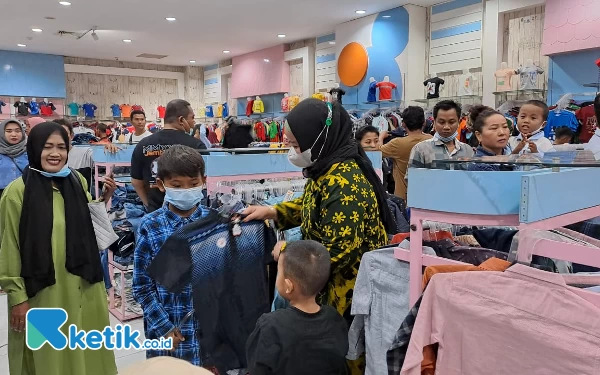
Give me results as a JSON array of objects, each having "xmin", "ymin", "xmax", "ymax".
[
  {"xmin": 59, "ymin": 1, "xmax": 71, "ymax": 5},
  {"xmin": 277, "ymin": 34, "xmax": 286, "ymax": 38},
  {"xmin": 32, "ymin": 28, "xmax": 43, "ymax": 32},
  {"xmin": 383, "ymin": 15, "xmax": 391, "ymax": 18},
  {"xmin": 166, "ymin": 17, "xmax": 176, "ymax": 21},
  {"xmin": 45, "ymin": 16, "xmax": 56, "ymax": 20},
  {"xmin": 123, "ymin": 39, "xmax": 132, "ymax": 43},
  {"xmin": 329, "ymin": 41, "xmax": 336, "ymax": 45},
  {"xmin": 355, "ymin": 10, "xmax": 366, "ymax": 14},
  {"xmin": 223, "ymin": 50, "xmax": 230, "ymax": 54},
  {"xmin": 263, "ymin": 59, "xmax": 270, "ymax": 63},
  {"xmin": 189, "ymin": 60, "xmax": 196, "ymax": 63},
  {"xmin": 17, "ymin": 44, "xmax": 26, "ymax": 47}
]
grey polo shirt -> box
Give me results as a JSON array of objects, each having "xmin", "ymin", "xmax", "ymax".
[{"xmin": 407, "ymin": 137, "xmax": 474, "ymax": 172}]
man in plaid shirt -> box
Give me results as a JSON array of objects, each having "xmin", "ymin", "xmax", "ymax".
[{"xmin": 133, "ymin": 145, "xmax": 211, "ymax": 365}]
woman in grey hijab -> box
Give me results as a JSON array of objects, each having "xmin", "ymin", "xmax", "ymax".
[{"xmin": 0, "ymin": 119, "xmax": 28, "ymax": 196}]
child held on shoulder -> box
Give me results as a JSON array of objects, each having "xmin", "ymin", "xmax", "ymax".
[
  {"xmin": 509, "ymin": 100, "xmax": 554, "ymax": 155},
  {"xmin": 246, "ymin": 240, "xmax": 349, "ymax": 375}
]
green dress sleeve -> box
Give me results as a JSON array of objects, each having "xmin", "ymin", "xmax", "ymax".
[
  {"xmin": 0, "ymin": 181, "xmax": 28, "ymax": 307},
  {"xmin": 314, "ymin": 168, "xmax": 368, "ymax": 273},
  {"xmin": 274, "ymin": 195, "xmax": 304, "ymax": 230}
]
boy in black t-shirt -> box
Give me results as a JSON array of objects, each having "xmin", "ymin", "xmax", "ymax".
[{"xmin": 246, "ymin": 240, "xmax": 349, "ymax": 375}]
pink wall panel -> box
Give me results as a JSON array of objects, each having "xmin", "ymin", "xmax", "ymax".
[
  {"xmin": 543, "ymin": 0, "xmax": 600, "ymax": 55},
  {"xmin": 231, "ymin": 45, "xmax": 290, "ymax": 98}
]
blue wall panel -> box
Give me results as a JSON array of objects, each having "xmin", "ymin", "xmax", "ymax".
[
  {"xmin": 341, "ymin": 7, "xmax": 409, "ymax": 107},
  {"xmin": 432, "ymin": 0, "xmax": 482, "ymax": 14},
  {"xmin": 431, "ymin": 21, "xmax": 482, "ymax": 40},
  {"xmin": 0, "ymin": 50, "xmax": 66, "ymax": 98},
  {"xmin": 547, "ymin": 48, "xmax": 600, "ymax": 105}
]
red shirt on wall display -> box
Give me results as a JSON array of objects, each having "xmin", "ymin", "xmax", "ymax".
[
  {"xmin": 576, "ymin": 105, "xmax": 597, "ymax": 143},
  {"xmin": 157, "ymin": 106, "xmax": 166, "ymax": 119},
  {"xmin": 376, "ymin": 81, "xmax": 397, "ymax": 101}
]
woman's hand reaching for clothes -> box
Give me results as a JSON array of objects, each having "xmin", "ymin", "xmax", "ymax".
[
  {"xmin": 101, "ymin": 173, "xmax": 118, "ymax": 203},
  {"xmin": 242, "ymin": 206, "xmax": 278, "ymax": 223},
  {"xmin": 11, "ymin": 301, "xmax": 29, "ymax": 332}
]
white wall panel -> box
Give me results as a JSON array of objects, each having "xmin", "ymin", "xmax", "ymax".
[
  {"xmin": 431, "ymin": 12, "xmax": 483, "ymax": 31},
  {"xmin": 430, "ymin": 3, "xmax": 482, "ymax": 23}
]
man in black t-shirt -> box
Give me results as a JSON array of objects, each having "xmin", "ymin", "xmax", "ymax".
[{"xmin": 131, "ymin": 99, "xmax": 206, "ymax": 212}]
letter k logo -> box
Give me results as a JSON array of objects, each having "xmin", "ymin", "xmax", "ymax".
[{"xmin": 26, "ymin": 308, "xmax": 68, "ymax": 350}]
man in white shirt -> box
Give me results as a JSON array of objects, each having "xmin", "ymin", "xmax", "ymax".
[
  {"xmin": 584, "ymin": 94, "xmax": 600, "ymax": 160},
  {"xmin": 122, "ymin": 110, "xmax": 151, "ymax": 144}
]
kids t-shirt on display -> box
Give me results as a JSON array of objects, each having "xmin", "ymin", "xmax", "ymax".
[
  {"xmin": 157, "ymin": 106, "xmax": 166, "ymax": 119},
  {"xmin": 576, "ymin": 106, "xmax": 598, "ymax": 143},
  {"xmin": 82, "ymin": 103, "xmax": 97, "ymax": 118},
  {"xmin": 14, "ymin": 101, "xmax": 30, "ymax": 116},
  {"xmin": 120, "ymin": 104, "xmax": 132, "ymax": 118},
  {"xmin": 516, "ymin": 65, "xmax": 544, "ymax": 90},
  {"xmin": 545, "ymin": 109, "xmax": 579, "ymax": 140},
  {"xmin": 376, "ymin": 81, "xmax": 397, "ymax": 101},
  {"xmin": 40, "ymin": 102, "xmax": 56, "ymax": 116},
  {"xmin": 67, "ymin": 102, "xmax": 80, "ymax": 116},
  {"xmin": 457, "ymin": 73, "xmax": 475, "ymax": 96},
  {"xmin": 494, "ymin": 69, "xmax": 516, "ymax": 91},
  {"xmin": 29, "ymin": 101, "xmax": 40, "ymax": 115},
  {"xmin": 0, "ymin": 100, "xmax": 6, "ymax": 114},
  {"xmin": 111, "ymin": 104, "xmax": 122, "ymax": 117},
  {"xmin": 367, "ymin": 81, "xmax": 378, "ymax": 102},
  {"xmin": 424, "ymin": 77, "xmax": 445, "ymax": 99}
]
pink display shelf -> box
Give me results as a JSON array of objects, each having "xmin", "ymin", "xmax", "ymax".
[{"xmin": 107, "ymin": 250, "xmax": 142, "ymax": 322}]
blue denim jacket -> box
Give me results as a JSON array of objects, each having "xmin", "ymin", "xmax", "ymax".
[{"xmin": 0, "ymin": 153, "xmax": 28, "ymax": 189}]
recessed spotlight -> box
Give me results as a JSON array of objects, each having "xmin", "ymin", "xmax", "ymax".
[
  {"xmin": 355, "ymin": 10, "xmax": 366, "ymax": 14},
  {"xmin": 329, "ymin": 41, "xmax": 336, "ymax": 45},
  {"xmin": 122, "ymin": 39, "xmax": 132, "ymax": 43},
  {"xmin": 45, "ymin": 16, "xmax": 56, "ymax": 20},
  {"xmin": 382, "ymin": 15, "xmax": 391, "ymax": 18},
  {"xmin": 263, "ymin": 59, "xmax": 270, "ymax": 63},
  {"xmin": 166, "ymin": 17, "xmax": 176, "ymax": 21},
  {"xmin": 223, "ymin": 50, "xmax": 230, "ymax": 54},
  {"xmin": 277, "ymin": 34, "xmax": 286, "ymax": 38},
  {"xmin": 32, "ymin": 28, "xmax": 43, "ymax": 32},
  {"xmin": 17, "ymin": 44, "xmax": 26, "ymax": 47},
  {"xmin": 189, "ymin": 60, "xmax": 196, "ymax": 63},
  {"xmin": 59, "ymin": 1, "xmax": 71, "ymax": 5}
]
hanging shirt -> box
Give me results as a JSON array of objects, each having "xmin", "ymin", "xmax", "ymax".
[
  {"xmin": 40, "ymin": 102, "xmax": 56, "ymax": 116},
  {"xmin": 222, "ymin": 102, "xmax": 229, "ymax": 117},
  {"xmin": 312, "ymin": 93, "xmax": 325, "ymax": 101},
  {"xmin": 14, "ymin": 101, "xmax": 30, "ymax": 116},
  {"xmin": 82, "ymin": 103, "xmax": 98, "ymax": 118},
  {"xmin": 246, "ymin": 100, "xmax": 255, "ymax": 117},
  {"xmin": 146, "ymin": 210, "xmax": 277, "ymax": 374},
  {"xmin": 120, "ymin": 104, "xmax": 132, "ymax": 118},
  {"xmin": 494, "ymin": 68, "xmax": 516, "ymax": 91},
  {"xmin": 253, "ymin": 99, "xmax": 264, "ymax": 113},
  {"xmin": 367, "ymin": 81, "xmax": 378, "ymax": 102},
  {"xmin": 29, "ymin": 101, "xmax": 40, "ymax": 115},
  {"xmin": 288, "ymin": 96, "xmax": 300, "ymax": 110},
  {"xmin": 516, "ymin": 65, "xmax": 544, "ymax": 90},
  {"xmin": 132, "ymin": 104, "xmax": 144, "ymax": 112},
  {"xmin": 216, "ymin": 104, "xmax": 223, "ymax": 118},
  {"xmin": 545, "ymin": 109, "xmax": 579, "ymax": 139},
  {"xmin": 576, "ymin": 105, "xmax": 597, "ymax": 143},
  {"xmin": 110, "ymin": 104, "xmax": 122, "ymax": 117},
  {"xmin": 329, "ymin": 88, "xmax": 346, "ymax": 104},
  {"xmin": 457, "ymin": 73, "xmax": 475, "ymax": 96},
  {"xmin": 0, "ymin": 100, "xmax": 5, "ymax": 114},
  {"xmin": 423, "ymin": 77, "xmax": 444, "ymax": 99},
  {"xmin": 376, "ymin": 81, "xmax": 397, "ymax": 101},
  {"xmin": 281, "ymin": 96, "xmax": 289, "ymax": 112},
  {"xmin": 205, "ymin": 105, "xmax": 214, "ymax": 118},
  {"xmin": 157, "ymin": 106, "xmax": 166, "ymax": 119}
]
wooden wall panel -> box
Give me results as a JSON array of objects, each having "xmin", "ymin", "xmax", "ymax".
[
  {"xmin": 65, "ymin": 72, "xmax": 178, "ymax": 119},
  {"xmin": 64, "ymin": 57, "xmax": 184, "ymax": 72},
  {"xmin": 288, "ymin": 59, "xmax": 304, "ymax": 97},
  {"xmin": 502, "ymin": 6, "xmax": 548, "ymax": 91}
]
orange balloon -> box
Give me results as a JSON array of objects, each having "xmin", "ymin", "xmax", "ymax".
[{"xmin": 337, "ymin": 42, "xmax": 369, "ymax": 87}]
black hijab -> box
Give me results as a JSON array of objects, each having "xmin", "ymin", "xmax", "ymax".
[
  {"xmin": 286, "ymin": 99, "xmax": 395, "ymax": 233},
  {"xmin": 19, "ymin": 122, "xmax": 102, "ymax": 298}
]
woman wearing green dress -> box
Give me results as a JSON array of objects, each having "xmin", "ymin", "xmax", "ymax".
[{"xmin": 0, "ymin": 122, "xmax": 118, "ymax": 375}]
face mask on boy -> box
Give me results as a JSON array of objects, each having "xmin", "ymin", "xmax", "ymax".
[{"xmin": 163, "ymin": 185, "xmax": 205, "ymax": 211}]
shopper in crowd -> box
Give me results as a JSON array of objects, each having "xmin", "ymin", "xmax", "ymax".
[
  {"xmin": 467, "ymin": 107, "xmax": 513, "ymax": 172},
  {"xmin": 0, "ymin": 122, "xmax": 117, "ymax": 375},
  {"xmin": 0, "ymin": 120, "xmax": 28, "ymax": 197},
  {"xmin": 355, "ymin": 125, "xmax": 381, "ymax": 150},
  {"xmin": 246, "ymin": 240, "xmax": 349, "ymax": 375},
  {"xmin": 94, "ymin": 122, "xmax": 112, "ymax": 144},
  {"xmin": 131, "ymin": 99, "xmax": 206, "ymax": 212},
  {"xmin": 243, "ymin": 99, "xmax": 393, "ymax": 373},
  {"xmin": 584, "ymin": 94, "xmax": 600, "ymax": 159},
  {"xmin": 133, "ymin": 145, "xmax": 210, "ymax": 366},
  {"xmin": 121, "ymin": 110, "xmax": 151, "ymax": 144},
  {"xmin": 407, "ymin": 100, "xmax": 474, "ymax": 173},
  {"xmin": 553, "ymin": 126, "xmax": 574, "ymax": 145},
  {"xmin": 192, "ymin": 123, "xmax": 212, "ymax": 149},
  {"xmin": 464, "ymin": 104, "xmax": 494, "ymax": 149},
  {"xmin": 378, "ymin": 106, "xmax": 432, "ymax": 201},
  {"xmin": 510, "ymin": 100, "xmax": 554, "ymax": 155},
  {"xmin": 222, "ymin": 116, "xmax": 254, "ymax": 148},
  {"xmin": 25, "ymin": 116, "xmax": 45, "ymax": 136}
]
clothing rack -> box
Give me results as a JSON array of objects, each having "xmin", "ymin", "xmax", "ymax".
[{"xmin": 397, "ymin": 166, "xmax": 600, "ymax": 305}]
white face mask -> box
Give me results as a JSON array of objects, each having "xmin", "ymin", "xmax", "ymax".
[{"xmin": 288, "ymin": 147, "xmax": 314, "ymax": 168}]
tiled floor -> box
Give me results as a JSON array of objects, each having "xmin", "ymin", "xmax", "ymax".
[{"xmin": 0, "ymin": 293, "xmax": 147, "ymax": 373}]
